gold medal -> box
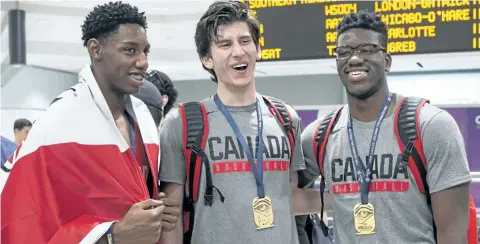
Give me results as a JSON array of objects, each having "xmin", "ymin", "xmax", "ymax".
[
  {"xmin": 353, "ymin": 203, "xmax": 376, "ymax": 235},
  {"xmin": 252, "ymin": 196, "xmax": 275, "ymax": 229}
]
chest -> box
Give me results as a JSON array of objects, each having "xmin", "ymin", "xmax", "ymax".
[
  {"xmin": 205, "ymin": 113, "xmax": 290, "ymax": 162},
  {"xmin": 115, "ymin": 115, "xmax": 132, "ymax": 147},
  {"xmin": 324, "ymin": 120, "xmax": 414, "ymax": 194}
]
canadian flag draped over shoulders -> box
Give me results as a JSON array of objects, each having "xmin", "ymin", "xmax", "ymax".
[{"xmin": 1, "ymin": 65, "xmax": 160, "ymax": 244}]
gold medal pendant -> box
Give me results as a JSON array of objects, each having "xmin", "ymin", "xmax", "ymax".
[
  {"xmin": 353, "ymin": 203, "xmax": 376, "ymax": 235},
  {"xmin": 252, "ymin": 196, "xmax": 275, "ymax": 229}
]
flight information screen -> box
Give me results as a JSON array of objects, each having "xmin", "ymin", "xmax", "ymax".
[{"xmin": 242, "ymin": 0, "xmax": 480, "ymax": 61}]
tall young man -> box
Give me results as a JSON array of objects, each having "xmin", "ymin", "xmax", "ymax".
[
  {"xmin": 1, "ymin": 2, "xmax": 179, "ymax": 243},
  {"xmin": 301, "ymin": 10, "xmax": 472, "ymax": 244},
  {"xmin": 159, "ymin": 1, "xmax": 317, "ymax": 243}
]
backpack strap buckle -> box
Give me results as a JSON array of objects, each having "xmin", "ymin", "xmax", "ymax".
[{"xmin": 401, "ymin": 140, "xmax": 414, "ymax": 168}]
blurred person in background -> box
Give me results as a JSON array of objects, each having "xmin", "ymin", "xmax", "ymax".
[
  {"xmin": 301, "ymin": 10, "xmax": 471, "ymax": 244},
  {"xmin": 0, "ymin": 136, "xmax": 17, "ymax": 170},
  {"xmin": 1, "ymin": 119, "xmax": 32, "ymax": 191},
  {"xmin": 1, "ymin": 2, "xmax": 179, "ymax": 244},
  {"xmin": 145, "ymin": 69, "xmax": 178, "ymax": 125},
  {"xmin": 0, "ymin": 136, "xmax": 18, "ymax": 192},
  {"xmin": 13, "ymin": 118, "xmax": 32, "ymax": 145},
  {"xmin": 1, "ymin": 117, "xmax": 32, "ymax": 168},
  {"xmin": 133, "ymin": 80, "xmax": 165, "ymax": 131}
]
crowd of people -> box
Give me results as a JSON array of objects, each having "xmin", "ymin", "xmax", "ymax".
[{"xmin": 1, "ymin": 1, "xmax": 474, "ymax": 244}]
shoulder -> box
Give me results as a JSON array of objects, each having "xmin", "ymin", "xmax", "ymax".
[
  {"xmin": 35, "ymin": 85, "xmax": 85, "ymax": 129},
  {"xmin": 419, "ymin": 103, "xmax": 459, "ymax": 138},
  {"xmin": 161, "ymin": 106, "xmax": 182, "ymax": 131},
  {"xmin": 13, "ymin": 84, "xmax": 88, "ymax": 161},
  {"xmin": 302, "ymin": 118, "xmax": 320, "ymax": 138},
  {"xmin": 260, "ymin": 95, "xmax": 301, "ymax": 123},
  {"xmin": 284, "ymin": 103, "xmax": 299, "ymax": 120}
]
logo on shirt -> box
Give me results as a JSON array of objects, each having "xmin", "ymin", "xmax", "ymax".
[
  {"xmin": 330, "ymin": 153, "xmax": 410, "ymax": 194},
  {"xmin": 207, "ymin": 135, "xmax": 291, "ymax": 174},
  {"xmin": 475, "ymin": 115, "xmax": 480, "ymax": 129}
]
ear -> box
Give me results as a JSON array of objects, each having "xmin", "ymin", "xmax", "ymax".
[
  {"xmin": 384, "ymin": 52, "xmax": 392, "ymax": 72},
  {"xmin": 256, "ymin": 44, "xmax": 261, "ymax": 60},
  {"xmin": 201, "ymin": 56, "xmax": 214, "ymax": 70},
  {"xmin": 87, "ymin": 38, "xmax": 102, "ymax": 60},
  {"xmin": 161, "ymin": 95, "xmax": 168, "ymax": 106}
]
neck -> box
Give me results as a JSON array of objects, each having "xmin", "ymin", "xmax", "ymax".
[
  {"xmin": 347, "ymin": 86, "xmax": 393, "ymax": 122},
  {"xmin": 91, "ymin": 65, "xmax": 126, "ymax": 119},
  {"xmin": 14, "ymin": 137, "xmax": 21, "ymax": 145},
  {"xmin": 216, "ymin": 80, "xmax": 257, "ymax": 106}
]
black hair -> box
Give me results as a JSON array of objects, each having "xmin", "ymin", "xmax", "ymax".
[
  {"xmin": 81, "ymin": 1, "xmax": 148, "ymax": 47},
  {"xmin": 13, "ymin": 118, "xmax": 32, "ymax": 131},
  {"xmin": 194, "ymin": 0, "xmax": 260, "ymax": 82},
  {"xmin": 145, "ymin": 70, "xmax": 178, "ymax": 115},
  {"xmin": 337, "ymin": 10, "xmax": 388, "ymax": 46}
]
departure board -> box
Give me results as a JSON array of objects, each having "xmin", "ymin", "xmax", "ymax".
[{"xmin": 242, "ymin": 0, "xmax": 480, "ymax": 61}]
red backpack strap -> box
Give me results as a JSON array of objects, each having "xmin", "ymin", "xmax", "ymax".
[
  {"xmin": 262, "ymin": 96, "xmax": 296, "ymax": 164},
  {"xmin": 311, "ymin": 106, "xmax": 343, "ymax": 237},
  {"xmin": 394, "ymin": 97, "xmax": 437, "ymax": 239},
  {"xmin": 179, "ymin": 102, "xmax": 209, "ymax": 204},
  {"xmin": 467, "ymin": 194, "xmax": 478, "ymax": 244},
  {"xmin": 179, "ymin": 102, "xmax": 224, "ymax": 244},
  {"xmin": 313, "ymin": 107, "xmax": 344, "ymax": 178},
  {"xmin": 393, "ymin": 97, "xmax": 430, "ymax": 195}
]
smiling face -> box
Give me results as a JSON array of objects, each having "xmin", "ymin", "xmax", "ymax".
[
  {"xmin": 201, "ymin": 21, "xmax": 261, "ymax": 90},
  {"xmin": 89, "ymin": 23, "xmax": 151, "ymax": 95},
  {"xmin": 336, "ymin": 28, "xmax": 392, "ymax": 100}
]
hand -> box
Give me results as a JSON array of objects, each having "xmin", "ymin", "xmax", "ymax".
[
  {"xmin": 157, "ymin": 192, "xmax": 181, "ymax": 232},
  {"xmin": 112, "ymin": 199, "xmax": 165, "ymax": 244}
]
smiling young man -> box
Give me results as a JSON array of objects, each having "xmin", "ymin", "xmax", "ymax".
[
  {"xmin": 301, "ymin": 10, "xmax": 472, "ymax": 244},
  {"xmin": 158, "ymin": 1, "xmax": 318, "ymax": 244},
  {"xmin": 1, "ymin": 2, "xmax": 180, "ymax": 243}
]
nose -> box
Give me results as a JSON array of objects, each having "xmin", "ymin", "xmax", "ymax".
[
  {"xmin": 346, "ymin": 52, "xmax": 364, "ymax": 67},
  {"xmin": 135, "ymin": 53, "xmax": 149, "ymax": 71},
  {"xmin": 231, "ymin": 41, "xmax": 246, "ymax": 58}
]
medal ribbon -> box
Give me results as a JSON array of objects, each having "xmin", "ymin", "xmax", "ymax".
[
  {"xmin": 214, "ymin": 94, "xmax": 265, "ymax": 198},
  {"xmin": 126, "ymin": 112, "xmax": 137, "ymax": 156},
  {"xmin": 347, "ymin": 92, "xmax": 392, "ymax": 204}
]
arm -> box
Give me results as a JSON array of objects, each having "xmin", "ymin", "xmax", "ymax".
[
  {"xmin": 294, "ymin": 118, "xmax": 333, "ymax": 215},
  {"xmin": 285, "ymin": 106, "xmax": 328, "ymax": 215},
  {"xmin": 431, "ymin": 183, "xmax": 470, "ymax": 244},
  {"xmin": 158, "ymin": 109, "xmax": 186, "ymax": 244},
  {"xmin": 160, "ymin": 183, "xmax": 184, "ymax": 244},
  {"xmin": 298, "ymin": 118, "xmax": 322, "ymax": 188},
  {"xmin": 421, "ymin": 109, "xmax": 472, "ymax": 244},
  {"xmin": 292, "ymin": 175, "xmax": 333, "ymax": 214}
]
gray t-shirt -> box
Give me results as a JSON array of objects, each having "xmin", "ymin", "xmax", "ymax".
[
  {"xmin": 301, "ymin": 97, "xmax": 472, "ymax": 244},
  {"xmin": 160, "ymin": 95, "xmax": 307, "ymax": 244}
]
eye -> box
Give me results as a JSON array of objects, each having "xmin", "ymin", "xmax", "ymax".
[
  {"xmin": 336, "ymin": 47, "xmax": 351, "ymax": 58},
  {"xmin": 144, "ymin": 49, "xmax": 150, "ymax": 56},
  {"xmin": 241, "ymin": 39, "xmax": 251, "ymax": 44},
  {"xmin": 358, "ymin": 46, "xmax": 376, "ymax": 54},
  {"xmin": 124, "ymin": 48, "xmax": 136, "ymax": 54}
]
